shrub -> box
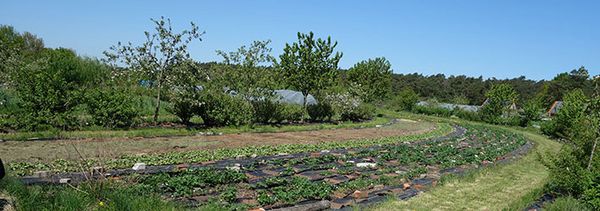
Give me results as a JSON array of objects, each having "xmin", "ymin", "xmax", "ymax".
[
  {"xmin": 543, "ymin": 89, "xmax": 587, "ymax": 138},
  {"xmin": 196, "ymin": 91, "xmax": 253, "ymax": 127},
  {"xmin": 12, "ymin": 49, "xmax": 88, "ymax": 131},
  {"xmin": 168, "ymin": 89, "xmax": 201, "ymax": 124},
  {"xmin": 307, "ymin": 102, "xmax": 334, "ymax": 122},
  {"xmin": 582, "ymin": 178, "xmax": 600, "ymax": 210},
  {"xmin": 86, "ymin": 87, "xmax": 140, "ymax": 128},
  {"xmin": 251, "ymin": 99, "xmax": 281, "ymax": 124},
  {"xmin": 518, "ymin": 99, "xmax": 543, "ymax": 127},
  {"xmin": 388, "ymin": 88, "xmax": 419, "ymax": 111},
  {"xmin": 340, "ymin": 103, "xmax": 375, "ymax": 122},
  {"xmin": 273, "ymin": 104, "xmax": 304, "ymax": 123},
  {"xmin": 480, "ymin": 83, "xmax": 518, "ymax": 124}
]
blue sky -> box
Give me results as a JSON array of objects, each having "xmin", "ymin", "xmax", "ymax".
[{"xmin": 1, "ymin": 0, "xmax": 599, "ymax": 80}]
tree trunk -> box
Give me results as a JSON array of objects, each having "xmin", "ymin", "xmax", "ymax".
[
  {"xmin": 302, "ymin": 94, "xmax": 308, "ymax": 122},
  {"xmin": 588, "ymin": 136, "xmax": 598, "ymax": 170},
  {"xmin": 153, "ymin": 77, "xmax": 162, "ymax": 125}
]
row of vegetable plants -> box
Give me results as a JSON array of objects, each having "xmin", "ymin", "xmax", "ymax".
[
  {"xmin": 122, "ymin": 124, "xmax": 527, "ymax": 209},
  {"xmin": 9, "ymin": 123, "xmax": 454, "ymax": 176}
]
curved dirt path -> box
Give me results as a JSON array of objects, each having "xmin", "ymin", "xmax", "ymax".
[{"xmin": 1, "ymin": 120, "xmax": 435, "ymax": 163}]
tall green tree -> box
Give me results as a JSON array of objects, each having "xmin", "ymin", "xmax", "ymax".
[
  {"xmin": 104, "ymin": 17, "xmax": 203, "ymax": 124},
  {"xmin": 346, "ymin": 57, "xmax": 392, "ymax": 103},
  {"xmin": 479, "ymin": 83, "xmax": 518, "ymax": 123},
  {"xmin": 215, "ymin": 40, "xmax": 276, "ymax": 97},
  {"xmin": 0, "ymin": 25, "xmax": 45, "ymax": 85},
  {"xmin": 277, "ymin": 32, "xmax": 343, "ymax": 110}
]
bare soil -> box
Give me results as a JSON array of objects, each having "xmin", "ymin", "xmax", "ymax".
[{"xmin": 0, "ymin": 120, "xmax": 435, "ymax": 163}]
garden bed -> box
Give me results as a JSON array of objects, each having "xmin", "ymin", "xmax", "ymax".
[{"xmin": 15, "ymin": 124, "xmax": 530, "ymax": 210}]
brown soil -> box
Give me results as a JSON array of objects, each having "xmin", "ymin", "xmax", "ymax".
[{"xmin": 0, "ymin": 120, "xmax": 435, "ymax": 163}]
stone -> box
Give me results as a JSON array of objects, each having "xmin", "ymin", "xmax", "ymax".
[
  {"xmin": 394, "ymin": 170, "xmax": 407, "ymax": 175},
  {"xmin": 375, "ymin": 125, "xmax": 383, "ymax": 128},
  {"xmin": 320, "ymin": 150, "xmax": 331, "ymax": 153},
  {"xmin": 248, "ymin": 208, "xmax": 265, "ymax": 211},
  {"xmin": 226, "ymin": 164, "xmax": 241, "ymax": 171},
  {"xmin": 59, "ymin": 178, "xmax": 71, "ymax": 184},
  {"xmin": 276, "ymin": 153, "xmax": 288, "ymax": 156},
  {"xmin": 352, "ymin": 190, "xmax": 368, "ymax": 199},
  {"xmin": 217, "ymin": 132, "xmax": 223, "ymax": 135},
  {"xmin": 236, "ymin": 155, "xmax": 245, "ymax": 160},
  {"xmin": 0, "ymin": 139, "xmax": 4, "ymax": 142},
  {"xmin": 356, "ymin": 162, "xmax": 377, "ymax": 168},
  {"xmin": 132, "ymin": 163, "xmax": 146, "ymax": 171},
  {"xmin": 251, "ymin": 154, "xmax": 258, "ymax": 158}
]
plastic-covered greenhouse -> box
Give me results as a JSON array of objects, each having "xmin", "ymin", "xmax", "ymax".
[{"xmin": 273, "ymin": 89, "xmax": 317, "ymax": 105}]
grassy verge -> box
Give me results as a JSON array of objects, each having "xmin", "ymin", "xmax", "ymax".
[
  {"xmin": 0, "ymin": 116, "xmax": 390, "ymax": 141},
  {"xmin": 0, "ymin": 176, "xmax": 182, "ymax": 211},
  {"xmin": 372, "ymin": 114, "xmax": 562, "ymax": 211}
]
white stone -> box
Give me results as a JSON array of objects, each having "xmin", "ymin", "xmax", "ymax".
[
  {"xmin": 356, "ymin": 162, "xmax": 377, "ymax": 168},
  {"xmin": 395, "ymin": 170, "xmax": 407, "ymax": 175},
  {"xmin": 226, "ymin": 166, "xmax": 241, "ymax": 171},
  {"xmin": 132, "ymin": 163, "xmax": 146, "ymax": 171},
  {"xmin": 251, "ymin": 154, "xmax": 258, "ymax": 158},
  {"xmin": 320, "ymin": 150, "xmax": 331, "ymax": 153},
  {"xmin": 375, "ymin": 125, "xmax": 383, "ymax": 128},
  {"xmin": 59, "ymin": 178, "xmax": 71, "ymax": 184}
]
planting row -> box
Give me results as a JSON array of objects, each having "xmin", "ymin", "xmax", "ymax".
[{"xmin": 9, "ymin": 123, "xmax": 453, "ymax": 176}]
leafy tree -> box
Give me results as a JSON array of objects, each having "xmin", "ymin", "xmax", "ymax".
[
  {"xmin": 104, "ymin": 17, "xmax": 203, "ymax": 124},
  {"xmin": 519, "ymin": 98, "xmax": 544, "ymax": 127},
  {"xmin": 390, "ymin": 87, "xmax": 419, "ymax": 111},
  {"xmin": 346, "ymin": 57, "xmax": 392, "ymax": 103},
  {"xmin": 480, "ymin": 83, "xmax": 518, "ymax": 124},
  {"xmin": 0, "ymin": 25, "xmax": 45, "ymax": 85},
  {"xmin": 543, "ymin": 93, "xmax": 600, "ymax": 209},
  {"xmin": 215, "ymin": 40, "xmax": 276, "ymax": 97},
  {"xmin": 278, "ymin": 32, "xmax": 343, "ymax": 112},
  {"xmin": 546, "ymin": 89, "xmax": 588, "ymax": 138},
  {"xmin": 13, "ymin": 48, "xmax": 88, "ymax": 131}
]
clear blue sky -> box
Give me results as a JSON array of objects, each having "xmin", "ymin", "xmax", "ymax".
[{"xmin": 1, "ymin": 0, "xmax": 599, "ymax": 80}]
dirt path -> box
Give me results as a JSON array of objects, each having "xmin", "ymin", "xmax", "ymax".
[{"xmin": 0, "ymin": 120, "xmax": 435, "ymax": 163}]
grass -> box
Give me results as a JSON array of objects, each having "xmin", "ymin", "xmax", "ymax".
[
  {"xmin": 542, "ymin": 197, "xmax": 592, "ymax": 211},
  {"xmin": 372, "ymin": 114, "xmax": 562, "ymax": 211},
  {"xmin": 0, "ymin": 115, "xmax": 391, "ymax": 141},
  {"xmin": 0, "ymin": 176, "xmax": 182, "ymax": 211}
]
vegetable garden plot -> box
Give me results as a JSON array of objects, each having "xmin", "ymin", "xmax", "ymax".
[
  {"xmin": 15, "ymin": 124, "xmax": 529, "ymax": 210},
  {"xmin": 129, "ymin": 125, "xmax": 528, "ymax": 210}
]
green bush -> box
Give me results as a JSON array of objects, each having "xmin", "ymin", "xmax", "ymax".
[
  {"xmin": 196, "ymin": 91, "xmax": 253, "ymax": 127},
  {"xmin": 340, "ymin": 103, "xmax": 375, "ymax": 122},
  {"xmin": 168, "ymin": 90, "xmax": 200, "ymax": 124},
  {"xmin": 543, "ymin": 89, "xmax": 587, "ymax": 138},
  {"xmin": 251, "ymin": 99, "xmax": 281, "ymax": 124},
  {"xmin": 86, "ymin": 87, "xmax": 140, "ymax": 128},
  {"xmin": 273, "ymin": 104, "xmax": 305, "ymax": 123},
  {"xmin": 307, "ymin": 102, "xmax": 334, "ymax": 122},
  {"xmin": 582, "ymin": 178, "xmax": 600, "ymax": 210},
  {"xmin": 388, "ymin": 88, "xmax": 419, "ymax": 111}
]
